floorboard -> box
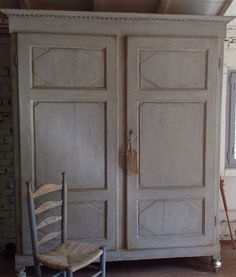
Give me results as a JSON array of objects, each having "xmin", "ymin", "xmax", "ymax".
[{"xmin": 0, "ymin": 244, "xmax": 236, "ymax": 276}]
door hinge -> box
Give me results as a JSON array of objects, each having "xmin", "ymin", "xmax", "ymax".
[
  {"xmin": 218, "ymin": 58, "xmax": 221, "ymax": 69},
  {"xmin": 214, "ymin": 216, "xmax": 217, "ymax": 227}
]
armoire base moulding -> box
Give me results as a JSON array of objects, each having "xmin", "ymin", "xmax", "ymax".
[
  {"xmin": 16, "ymin": 243, "xmax": 220, "ymax": 263},
  {"xmin": 2, "ymin": 9, "xmax": 232, "ymax": 275},
  {"xmin": 15, "ymin": 245, "xmax": 221, "ymax": 276}
]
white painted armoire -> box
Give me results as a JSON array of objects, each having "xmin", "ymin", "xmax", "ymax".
[{"xmin": 2, "ymin": 9, "xmax": 232, "ymax": 275}]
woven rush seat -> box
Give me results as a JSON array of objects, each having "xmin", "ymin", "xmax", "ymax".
[{"xmin": 38, "ymin": 241, "xmax": 103, "ymax": 272}]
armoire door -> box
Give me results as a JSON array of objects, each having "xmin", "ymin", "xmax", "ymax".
[
  {"xmin": 127, "ymin": 36, "xmax": 219, "ymax": 249},
  {"xmin": 17, "ymin": 34, "xmax": 118, "ymax": 254}
]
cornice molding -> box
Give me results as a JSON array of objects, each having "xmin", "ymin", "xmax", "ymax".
[{"xmin": 1, "ymin": 9, "xmax": 234, "ymax": 24}]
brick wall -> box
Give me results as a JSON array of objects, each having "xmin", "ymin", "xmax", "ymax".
[{"xmin": 0, "ymin": 32, "xmax": 15, "ymax": 254}]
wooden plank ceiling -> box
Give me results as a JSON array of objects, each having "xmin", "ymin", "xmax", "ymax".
[{"xmin": 0, "ymin": 0, "xmax": 234, "ymax": 15}]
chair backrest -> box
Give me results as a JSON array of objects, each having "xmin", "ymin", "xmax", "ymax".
[{"xmin": 27, "ymin": 172, "xmax": 67, "ymax": 257}]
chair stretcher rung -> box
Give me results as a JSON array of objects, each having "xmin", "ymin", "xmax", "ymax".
[
  {"xmin": 37, "ymin": 216, "xmax": 62, "ymax": 230},
  {"xmin": 35, "ymin": 200, "xmax": 62, "ymax": 215},
  {"xmin": 92, "ymin": 271, "xmax": 102, "ymax": 277}
]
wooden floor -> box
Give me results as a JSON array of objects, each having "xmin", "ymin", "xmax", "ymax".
[{"xmin": 1, "ymin": 243, "xmax": 236, "ymax": 276}]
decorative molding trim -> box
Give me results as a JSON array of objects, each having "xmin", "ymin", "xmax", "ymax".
[
  {"xmin": 223, "ymin": 168, "xmax": 236, "ymax": 176},
  {"xmin": 220, "ymin": 209, "xmax": 236, "ymax": 214},
  {"xmin": 0, "ymin": 9, "xmax": 234, "ymax": 24}
]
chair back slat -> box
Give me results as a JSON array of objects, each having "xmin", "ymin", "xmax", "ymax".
[
  {"xmin": 33, "ymin": 184, "xmax": 62, "ymax": 198},
  {"xmin": 38, "ymin": 231, "xmax": 61, "ymax": 246},
  {"xmin": 27, "ymin": 172, "xmax": 67, "ymax": 257},
  {"xmin": 35, "ymin": 200, "xmax": 62, "ymax": 215},
  {"xmin": 37, "ymin": 216, "xmax": 62, "ymax": 230}
]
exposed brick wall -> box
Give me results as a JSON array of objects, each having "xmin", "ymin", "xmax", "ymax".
[{"xmin": 0, "ymin": 32, "xmax": 15, "ymax": 254}]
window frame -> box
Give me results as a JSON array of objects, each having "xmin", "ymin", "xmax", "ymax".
[{"xmin": 226, "ymin": 70, "xmax": 236, "ymax": 167}]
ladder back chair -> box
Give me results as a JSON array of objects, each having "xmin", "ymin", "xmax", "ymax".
[{"xmin": 27, "ymin": 172, "xmax": 106, "ymax": 277}]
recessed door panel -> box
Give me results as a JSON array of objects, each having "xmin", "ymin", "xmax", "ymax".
[
  {"xmin": 138, "ymin": 198, "xmax": 204, "ymax": 237},
  {"xmin": 32, "ymin": 47, "xmax": 106, "ymax": 89},
  {"xmin": 139, "ymin": 102, "xmax": 205, "ymax": 188},
  {"xmin": 34, "ymin": 102, "xmax": 106, "ymax": 189},
  {"xmin": 139, "ymin": 49, "xmax": 208, "ymax": 90}
]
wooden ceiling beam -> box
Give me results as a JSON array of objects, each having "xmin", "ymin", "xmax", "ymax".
[
  {"xmin": 217, "ymin": 0, "xmax": 234, "ymax": 15},
  {"xmin": 16, "ymin": 0, "xmax": 30, "ymax": 9},
  {"xmin": 157, "ymin": 0, "xmax": 233, "ymax": 15},
  {"xmin": 0, "ymin": 10, "xmax": 8, "ymax": 28},
  {"xmin": 157, "ymin": 0, "xmax": 169, "ymax": 13}
]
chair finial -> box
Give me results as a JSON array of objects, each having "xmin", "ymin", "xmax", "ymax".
[{"xmin": 26, "ymin": 181, "xmax": 33, "ymax": 192}]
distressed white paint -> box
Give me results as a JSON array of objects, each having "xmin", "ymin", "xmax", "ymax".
[
  {"xmin": 17, "ymin": 33, "xmax": 118, "ymax": 254},
  {"xmin": 2, "ymin": 10, "xmax": 230, "ymax": 267},
  {"xmin": 126, "ymin": 36, "xmax": 219, "ymax": 250}
]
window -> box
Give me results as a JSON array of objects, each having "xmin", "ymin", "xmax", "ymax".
[{"xmin": 226, "ymin": 71, "xmax": 236, "ymax": 167}]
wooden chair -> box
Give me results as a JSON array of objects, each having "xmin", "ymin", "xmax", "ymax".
[{"xmin": 27, "ymin": 172, "xmax": 106, "ymax": 277}]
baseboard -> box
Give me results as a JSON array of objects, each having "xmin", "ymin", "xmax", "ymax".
[{"xmin": 220, "ymin": 240, "xmax": 235, "ymax": 245}]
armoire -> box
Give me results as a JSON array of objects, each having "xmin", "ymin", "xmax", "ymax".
[{"xmin": 2, "ymin": 8, "xmax": 232, "ymax": 275}]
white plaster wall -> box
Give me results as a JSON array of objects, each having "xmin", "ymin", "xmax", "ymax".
[{"xmin": 220, "ymin": 27, "xmax": 236, "ymax": 240}]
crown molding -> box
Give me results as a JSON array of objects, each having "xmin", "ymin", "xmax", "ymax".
[{"xmin": 1, "ymin": 9, "xmax": 234, "ymax": 24}]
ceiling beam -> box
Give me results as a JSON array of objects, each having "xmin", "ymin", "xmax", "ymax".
[
  {"xmin": 0, "ymin": 12, "xmax": 8, "ymax": 29},
  {"xmin": 217, "ymin": 0, "xmax": 234, "ymax": 15},
  {"xmin": 16, "ymin": 0, "xmax": 30, "ymax": 9},
  {"xmin": 157, "ymin": 0, "xmax": 170, "ymax": 13}
]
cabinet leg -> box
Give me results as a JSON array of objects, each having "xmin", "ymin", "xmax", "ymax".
[
  {"xmin": 211, "ymin": 256, "xmax": 222, "ymax": 272},
  {"xmin": 15, "ymin": 266, "xmax": 26, "ymax": 277}
]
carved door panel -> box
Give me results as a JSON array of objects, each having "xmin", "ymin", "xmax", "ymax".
[
  {"xmin": 17, "ymin": 34, "xmax": 118, "ymax": 254},
  {"xmin": 126, "ymin": 37, "xmax": 219, "ymax": 249}
]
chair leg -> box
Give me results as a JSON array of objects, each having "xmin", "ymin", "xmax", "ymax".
[
  {"xmin": 34, "ymin": 260, "xmax": 42, "ymax": 277},
  {"xmin": 100, "ymin": 246, "xmax": 106, "ymax": 277},
  {"xmin": 66, "ymin": 270, "xmax": 73, "ymax": 277}
]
